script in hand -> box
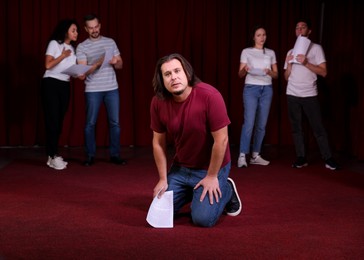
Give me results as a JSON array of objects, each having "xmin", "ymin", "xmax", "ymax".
[
  {"xmin": 289, "ymin": 35, "xmax": 311, "ymax": 64},
  {"xmin": 146, "ymin": 190, "xmax": 174, "ymax": 228},
  {"xmin": 62, "ymin": 64, "xmax": 92, "ymax": 77}
]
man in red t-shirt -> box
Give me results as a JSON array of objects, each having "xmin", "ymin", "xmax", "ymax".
[{"xmin": 150, "ymin": 53, "xmax": 242, "ymax": 227}]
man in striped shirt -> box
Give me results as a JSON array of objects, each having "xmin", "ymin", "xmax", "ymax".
[{"xmin": 77, "ymin": 14, "xmax": 126, "ymax": 166}]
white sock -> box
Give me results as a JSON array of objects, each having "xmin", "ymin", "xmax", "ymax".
[
  {"xmin": 252, "ymin": 152, "xmax": 259, "ymax": 158},
  {"xmin": 239, "ymin": 153, "xmax": 245, "ymax": 158}
]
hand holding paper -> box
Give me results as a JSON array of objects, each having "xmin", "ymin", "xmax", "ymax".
[
  {"xmin": 99, "ymin": 48, "xmax": 115, "ymax": 70},
  {"xmin": 289, "ymin": 35, "xmax": 311, "ymax": 64}
]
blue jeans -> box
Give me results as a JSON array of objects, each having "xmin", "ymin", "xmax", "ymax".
[
  {"xmin": 84, "ymin": 89, "xmax": 121, "ymax": 157},
  {"xmin": 167, "ymin": 162, "xmax": 232, "ymax": 227},
  {"xmin": 239, "ymin": 84, "xmax": 273, "ymax": 154}
]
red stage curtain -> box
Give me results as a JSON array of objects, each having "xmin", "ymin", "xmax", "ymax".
[{"xmin": 0, "ymin": 0, "xmax": 363, "ymax": 159}]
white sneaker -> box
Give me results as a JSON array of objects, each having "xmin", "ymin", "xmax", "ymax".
[
  {"xmin": 47, "ymin": 156, "xmax": 68, "ymax": 166},
  {"xmin": 47, "ymin": 156, "xmax": 67, "ymax": 170},
  {"xmin": 250, "ymin": 155, "xmax": 270, "ymax": 166},
  {"xmin": 237, "ymin": 155, "xmax": 248, "ymax": 168}
]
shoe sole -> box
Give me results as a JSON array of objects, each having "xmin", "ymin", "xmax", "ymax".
[
  {"xmin": 48, "ymin": 164, "xmax": 67, "ymax": 170},
  {"xmin": 325, "ymin": 164, "xmax": 337, "ymax": 170},
  {"xmin": 227, "ymin": 178, "xmax": 242, "ymax": 216},
  {"xmin": 250, "ymin": 161, "xmax": 270, "ymax": 166},
  {"xmin": 292, "ymin": 163, "xmax": 308, "ymax": 168}
]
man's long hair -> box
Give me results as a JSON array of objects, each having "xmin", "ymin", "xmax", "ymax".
[{"xmin": 152, "ymin": 53, "xmax": 201, "ymax": 99}]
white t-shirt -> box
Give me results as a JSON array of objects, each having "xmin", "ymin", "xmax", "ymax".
[
  {"xmin": 43, "ymin": 40, "xmax": 76, "ymax": 81},
  {"xmin": 240, "ymin": 47, "xmax": 277, "ymax": 85},
  {"xmin": 284, "ymin": 42, "xmax": 326, "ymax": 97}
]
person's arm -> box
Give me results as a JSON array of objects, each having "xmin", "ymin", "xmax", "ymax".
[
  {"xmin": 194, "ymin": 126, "xmax": 229, "ymax": 205},
  {"xmin": 45, "ymin": 47, "xmax": 71, "ymax": 70},
  {"xmin": 152, "ymin": 131, "xmax": 169, "ymax": 198},
  {"xmin": 302, "ymin": 58, "xmax": 327, "ymax": 77},
  {"xmin": 77, "ymin": 57, "xmax": 104, "ymax": 80},
  {"xmin": 265, "ymin": 63, "xmax": 278, "ymax": 79},
  {"xmin": 110, "ymin": 55, "xmax": 123, "ymax": 70},
  {"xmin": 238, "ymin": 62, "xmax": 248, "ymax": 78},
  {"xmin": 284, "ymin": 52, "xmax": 294, "ymax": 81}
]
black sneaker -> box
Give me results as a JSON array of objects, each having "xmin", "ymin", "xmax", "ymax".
[
  {"xmin": 226, "ymin": 178, "xmax": 242, "ymax": 216},
  {"xmin": 83, "ymin": 156, "xmax": 94, "ymax": 166},
  {"xmin": 292, "ymin": 156, "xmax": 308, "ymax": 168},
  {"xmin": 110, "ymin": 156, "xmax": 127, "ymax": 165},
  {"xmin": 325, "ymin": 157, "xmax": 339, "ymax": 170}
]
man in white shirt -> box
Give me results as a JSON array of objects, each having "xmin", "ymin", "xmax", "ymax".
[{"xmin": 284, "ymin": 18, "xmax": 338, "ymax": 170}]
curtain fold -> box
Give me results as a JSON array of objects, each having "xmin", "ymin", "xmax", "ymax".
[{"xmin": 1, "ymin": 0, "xmax": 363, "ymax": 159}]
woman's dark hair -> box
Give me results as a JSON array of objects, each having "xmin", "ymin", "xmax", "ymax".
[
  {"xmin": 249, "ymin": 25, "xmax": 267, "ymax": 54},
  {"xmin": 48, "ymin": 19, "xmax": 79, "ymax": 45},
  {"xmin": 152, "ymin": 53, "xmax": 201, "ymax": 100}
]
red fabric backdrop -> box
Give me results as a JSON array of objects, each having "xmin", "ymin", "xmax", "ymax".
[{"xmin": 1, "ymin": 0, "xmax": 363, "ymax": 159}]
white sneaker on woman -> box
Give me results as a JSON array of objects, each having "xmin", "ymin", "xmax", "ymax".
[
  {"xmin": 47, "ymin": 156, "xmax": 67, "ymax": 170},
  {"xmin": 250, "ymin": 155, "xmax": 270, "ymax": 166},
  {"xmin": 47, "ymin": 156, "xmax": 68, "ymax": 166},
  {"xmin": 237, "ymin": 155, "xmax": 248, "ymax": 168}
]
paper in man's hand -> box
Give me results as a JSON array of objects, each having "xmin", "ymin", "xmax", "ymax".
[
  {"xmin": 99, "ymin": 48, "xmax": 115, "ymax": 70},
  {"xmin": 62, "ymin": 64, "xmax": 92, "ymax": 77},
  {"xmin": 146, "ymin": 190, "xmax": 174, "ymax": 228},
  {"xmin": 289, "ymin": 35, "xmax": 311, "ymax": 64}
]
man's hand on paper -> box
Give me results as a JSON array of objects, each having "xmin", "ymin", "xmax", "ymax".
[
  {"xmin": 153, "ymin": 180, "xmax": 168, "ymax": 199},
  {"xmin": 296, "ymin": 54, "xmax": 308, "ymax": 65}
]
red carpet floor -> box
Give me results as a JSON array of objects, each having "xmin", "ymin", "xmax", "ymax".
[{"xmin": 0, "ymin": 146, "xmax": 363, "ymax": 259}]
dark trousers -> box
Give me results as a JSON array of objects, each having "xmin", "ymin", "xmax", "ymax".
[
  {"xmin": 287, "ymin": 95, "xmax": 332, "ymax": 160},
  {"xmin": 41, "ymin": 77, "xmax": 70, "ymax": 157}
]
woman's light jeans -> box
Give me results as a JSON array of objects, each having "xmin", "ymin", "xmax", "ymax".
[{"xmin": 239, "ymin": 84, "xmax": 273, "ymax": 154}]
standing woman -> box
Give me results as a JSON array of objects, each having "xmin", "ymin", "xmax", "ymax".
[
  {"xmin": 237, "ymin": 26, "xmax": 278, "ymax": 168},
  {"xmin": 42, "ymin": 19, "xmax": 79, "ymax": 170}
]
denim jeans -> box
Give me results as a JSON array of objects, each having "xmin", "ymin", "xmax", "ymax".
[
  {"xmin": 167, "ymin": 162, "xmax": 232, "ymax": 227},
  {"xmin": 84, "ymin": 89, "xmax": 121, "ymax": 157},
  {"xmin": 287, "ymin": 95, "xmax": 332, "ymax": 159},
  {"xmin": 239, "ymin": 84, "xmax": 273, "ymax": 154}
]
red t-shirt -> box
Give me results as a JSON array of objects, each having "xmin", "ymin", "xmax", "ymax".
[{"xmin": 150, "ymin": 82, "xmax": 231, "ymax": 169}]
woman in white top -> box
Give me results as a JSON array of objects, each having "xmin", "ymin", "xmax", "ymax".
[
  {"xmin": 41, "ymin": 19, "xmax": 78, "ymax": 170},
  {"xmin": 237, "ymin": 26, "xmax": 278, "ymax": 168}
]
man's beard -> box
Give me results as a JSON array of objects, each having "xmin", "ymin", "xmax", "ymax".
[
  {"xmin": 173, "ymin": 89, "xmax": 185, "ymax": 96},
  {"xmin": 90, "ymin": 32, "xmax": 100, "ymax": 39}
]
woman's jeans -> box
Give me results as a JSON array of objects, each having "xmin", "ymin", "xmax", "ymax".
[
  {"xmin": 239, "ymin": 84, "xmax": 273, "ymax": 154},
  {"xmin": 84, "ymin": 89, "xmax": 121, "ymax": 157},
  {"xmin": 167, "ymin": 162, "xmax": 232, "ymax": 227}
]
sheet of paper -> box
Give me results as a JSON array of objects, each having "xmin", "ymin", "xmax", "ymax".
[
  {"xmin": 99, "ymin": 48, "xmax": 115, "ymax": 70},
  {"xmin": 248, "ymin": 68, "xmax": 266, "ymax": 76},
  {"xmin": 62, "ymin": 64, "xmax": 92, "ymax": 77},
  {"xmin": 146, "ymin": 190, "xmax": 173, "ymax": 228},
  {"xmin": 289, "ymin": 35, "xmax": 311, "ymax": 63}
]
